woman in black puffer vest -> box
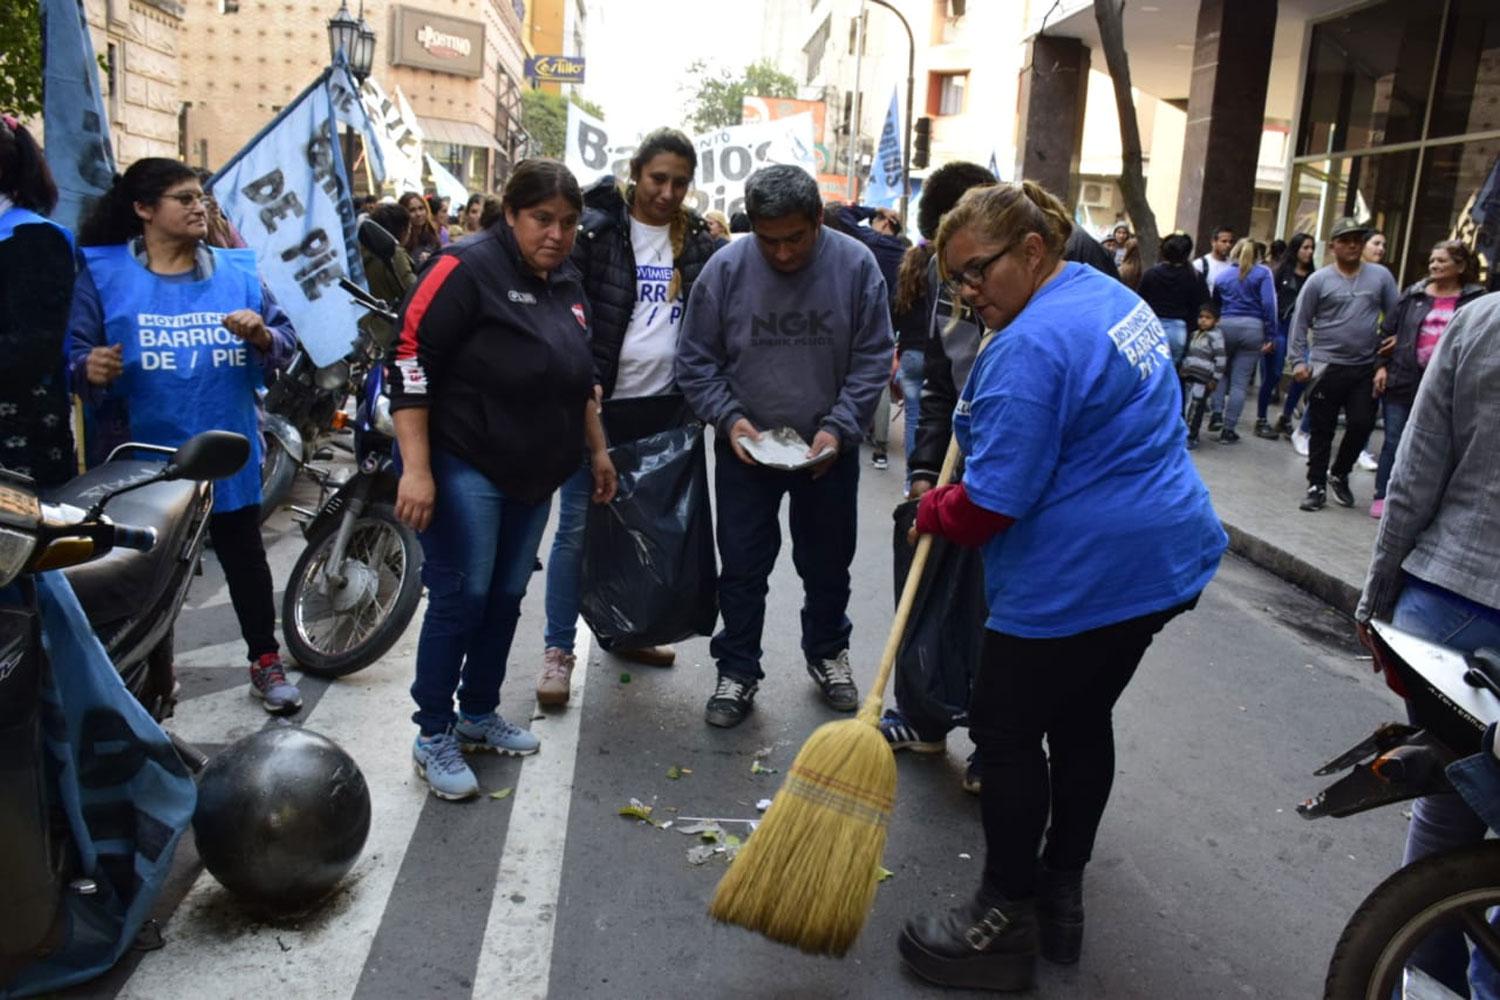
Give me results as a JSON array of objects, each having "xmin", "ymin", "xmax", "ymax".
[{"xmin": 534, "ymin": 128, "xmax": 721, "ymax": 705}]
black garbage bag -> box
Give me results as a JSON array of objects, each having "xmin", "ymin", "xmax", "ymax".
[
  {"xmin": 890, "ymin": 499, "xmax": 988, "ymax": 738},
  {"xmin": 581, "ymin": 419, "xmax": 717, "ymax": 649}
]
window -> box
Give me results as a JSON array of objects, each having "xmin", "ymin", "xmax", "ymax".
[
  {"xmin": 1428, "ymin": 0, "xmax": 1500, "ymax": 138},
  {"xmin": 928, "ymin": 72, "xmax": 967, "ymax": 116},
  {"xmin": 106, "ymin": 43, "xmax": 118, "ymax": 98},
  {"xmin": 847, "ymin": 12, "xmax": 866, "ymax": 56},
  {"xmin": 804, "ymin": 16, "xmax": 830, "ymax": 84}
]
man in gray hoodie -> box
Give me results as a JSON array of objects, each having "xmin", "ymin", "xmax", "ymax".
[
  {"xmin": 676, "ymin": 165, "xmax": 894, "ymax": 728},
  {"xmin": 1289, "ymin": 217, "xmax": 1398, "ymax": 511}
]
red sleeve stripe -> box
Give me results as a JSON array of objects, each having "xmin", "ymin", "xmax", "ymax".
[{"xmin": 396, "ymin": 255, "xmax": 461, "ymax": 362}]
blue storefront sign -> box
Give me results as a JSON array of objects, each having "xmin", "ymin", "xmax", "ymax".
[{"xmin": 526, "ymin": 54, "xmax": 586, "ymax": 84}]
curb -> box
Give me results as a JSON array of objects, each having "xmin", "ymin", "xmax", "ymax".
[{"xmin": 1220, "ymin": 520, "xmax": 1361, "ymax": 618}]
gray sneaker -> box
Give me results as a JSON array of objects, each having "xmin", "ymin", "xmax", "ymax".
[
  {"xmin": 412, "ymin": 730, "xmax": 479, "ymax": 800},
  {"xmin": 249, "ymin": 654, "xmax": 301, "ymax": 715},
  {"xmin": 806, "ymin": 649, "xmax": 859, "ymax": 712},
  {"xmin": 454, "ymin": 712, "xmax": 540, "ymax": 756}
]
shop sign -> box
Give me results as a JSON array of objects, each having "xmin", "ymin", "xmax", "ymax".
[
  {"xmin": 526, "ymin": 55, "xmax": 586, "ymax": 84},
  {"xmin": 390, "ymin": 6, "xmax": 484, "ymax": 78}
]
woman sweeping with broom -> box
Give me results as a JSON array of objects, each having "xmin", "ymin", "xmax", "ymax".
[{"xmin": 892, "ymin": 182, "xmax": 1227, "ymax": 989}]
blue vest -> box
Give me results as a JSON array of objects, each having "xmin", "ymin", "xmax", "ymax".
[
  {"xmin": 80, "ymin": 244, "xmax": 265, "ymax": 512},
  {"xmin": 0, "ymin": 205, "xmax": 74, "ymax": 246}
]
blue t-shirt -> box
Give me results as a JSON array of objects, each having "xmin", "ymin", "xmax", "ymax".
[{"xmin": 955, "ymin": 262, "xmax": 1227, "ymax": 637}]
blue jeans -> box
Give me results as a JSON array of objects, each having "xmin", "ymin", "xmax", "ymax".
[
  {"xmin": 1257, "ymin": 331, "xmax": 1288, "ymax": 421},
  {"xmin": 410, "ymin": 449, "xmax": 551, "ymax": 735},
  {"xmin": 1374, "ymin": 396, "xmax": 1412, "ymax": 500},
  {"xmin": 1158, "ymin": 318, "xmax": 1188, "ymax": 367},
  {"xmin": 710, "ymin": 443, "xmax": 859, "ymax": 681},
  {"xmin": 898, "ymin": 349, "xmax": 924, "ymax": 465},
  {"xmin": 542, "ymin": 462, "xmax": 591, "ymax": 652},
  {"xmin": 1392, "ymin": 576, "xmax": 1500, "ymax": 995}
]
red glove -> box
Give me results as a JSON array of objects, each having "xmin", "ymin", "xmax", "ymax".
[{"xmin": 914, "ymin": 483, "xmax": 1015, "ymax": 548}]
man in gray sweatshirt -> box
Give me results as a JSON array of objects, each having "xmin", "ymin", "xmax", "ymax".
[
  {"xmin": 675, "ymin": 165, "xmax": 894, "ymax": 728},
  {"xmin": 1288, "ymin": 217, "xmax": 1398, "ymax": 511}
]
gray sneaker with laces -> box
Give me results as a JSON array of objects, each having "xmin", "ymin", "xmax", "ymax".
[
  {"xmin": 454, "ymin": 712, "xmax": 540, "ymax": 756},
  {"xmin": 807, "ymin": 649, "xmax": 859, "ymax": 712},
  {"xmin": 412, "ymin": 729, "xmax": 479, "ymax": 800},
  {"xmin": 705, "ymin": 674, "xmax": 758, "ymax": 728}
]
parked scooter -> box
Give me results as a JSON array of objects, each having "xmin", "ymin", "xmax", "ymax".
[
  {"xmin": 0, "ymin": 431, "xmax": 247, "ymax": 988},
  {"xmin": 279, "ymin": 228, "xmax": 421, "ymax": 678},
  {"xmin": 1299, "ymin": 620, "xmax": 1500, "ymax": 999}
]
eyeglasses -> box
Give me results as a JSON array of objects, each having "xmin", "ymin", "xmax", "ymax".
[
  {"xmin": 945, "ymin": 246, "xmax": 1009, "ymax": 296},
  {"xmin": 164, "ymin": 192, "xmax": 208, "ymax": 207}
]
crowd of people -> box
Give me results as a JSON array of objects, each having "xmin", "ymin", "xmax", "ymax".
[{"xmin": 4, "ymin": 102, "xmax": 1498, "ymax": 994}]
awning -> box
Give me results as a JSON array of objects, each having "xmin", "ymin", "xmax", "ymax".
[{"xmin": 416, "ymin": 115, "xmax": 502, "ymax": 153}]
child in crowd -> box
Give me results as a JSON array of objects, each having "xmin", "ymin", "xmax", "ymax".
[{"xmin": 1181, "ymin": 303, "xmax": 1227, "ymax": 449}]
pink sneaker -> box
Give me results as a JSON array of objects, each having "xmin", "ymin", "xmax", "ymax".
[{"xmin": 1369, "ymin": 498, "xmax": 1385, "ymax": 519}]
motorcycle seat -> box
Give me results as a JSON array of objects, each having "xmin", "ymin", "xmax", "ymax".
[{"xmin": 44, "ymin": 461, "xmax": 204, "ymax": 630}]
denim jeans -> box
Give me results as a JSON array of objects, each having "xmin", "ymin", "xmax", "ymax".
[
  {"xmin": 542, "ymin": 461, "xmax": 592, "ymax": 652},
  {"xmin": 1256, "ymin": 331, "xmax": 1288, "ymax": 421},
  {"xmin": 1374, "ymin": 396, "xmax": 1413, "ymax": 500},
  {"xmin": 1391, "ymin": 575, "xmax": 1500, "ymax": 995},
  {"xmin": 898, "ymin": 349, "xmax": 925, "ymax": 466},
  {"xmin": 1209, "ymin": 316, "xmax": 1264, "ymax": 431},
  {"xmin": 410, "ymin": 449, "xmax": 551, "ymax": 735},
  {"xmin": 710, "ymin": 443, "xmax": 859, "ymax": 682},
  {"xmin": 1158, "ymin": 318, "xmax": 1188, "ymax": 367}
]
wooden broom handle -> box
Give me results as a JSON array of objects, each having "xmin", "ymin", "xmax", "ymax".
[{"xmin": 856, "ymin": 430, "xmax": 965, "ymax": 724}]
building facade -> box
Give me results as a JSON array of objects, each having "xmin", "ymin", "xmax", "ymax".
[
  {"xmin": 179, "ymin": 0, "xmax": 530, "ymax": 193},
  {"xmin": 523, "ymin": 0, "xmax": 586, "ymax": 97},
  {"xmin": 65, "ymin": 0, "xmax": 186, "ymax": 166}
]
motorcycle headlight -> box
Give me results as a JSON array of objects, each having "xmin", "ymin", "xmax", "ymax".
[
  {"xmin": 0, "ymin": 526, "xmax": 38, "ymax": 588},
  {"xmin": 373, "ymin": 394, "xmax": 395, "ymax": 437},
  {"xmin": 314, "ymin": 359, "xmax": 351, "ymax": 391}
]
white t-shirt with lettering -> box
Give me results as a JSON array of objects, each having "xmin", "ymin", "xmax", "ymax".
[{"xmin": 612, "ymin": 217, "xmax": 681, "ymax": 399}]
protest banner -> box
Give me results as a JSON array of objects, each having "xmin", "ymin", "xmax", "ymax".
[
  {"xmin": 564, "ymin": 104, "xmax": 817, "ymax": 218},
  {"xmin": 41, "ymin": 0, "xmax": 116, "ymax": 232},
  {"xmin": 327, "ymin": 62, "xmax": 386, "ymax": 185},
  {"xmin": 864, "ymin": 87, "xmax": 905, "ymax": 210},
  {"xmin": 210, "ymin": 65, "xmax": 366, "ymax": 367},
  {"xmin": 360, "ymin": 78, "xmax": 424, "ymax": 193}
]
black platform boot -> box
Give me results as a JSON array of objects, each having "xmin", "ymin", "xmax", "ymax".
[
  {"xmin": 1037, "ymin": 863, "xmax": 1084, "ymax": 964},
  {"xmin": 898, "ymin": 895, "xmax": 1038, "ymax": 992}
]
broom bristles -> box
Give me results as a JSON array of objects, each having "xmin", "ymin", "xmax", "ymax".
[{"xmin": 709, "ymin": 717, "xmax": 896, "ymax": 956}]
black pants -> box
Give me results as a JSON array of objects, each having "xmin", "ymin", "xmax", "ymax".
[
  {"xmin": 1181, "ymin": 378, "xmax": 1211, "ymax": 440},
  {"xmin": 971, "ymin": 599, "xmax": 1195, "ymax": 901},
  {"xmin": 208, "ymin": 505, "xmax": 279, "ymax": 662},
  {"xmin": 1306, "ymin": 362, "xmax": 1377, "ymax": 487}
]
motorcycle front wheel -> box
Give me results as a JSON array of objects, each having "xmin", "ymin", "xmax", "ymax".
[
  {"xmin": 282, "ymin": 502, "xmax": 422, "ymax": 677},
  {"xmin": 1324, "ymin": 840, "xmax": 1500, "ymax": 1000}
]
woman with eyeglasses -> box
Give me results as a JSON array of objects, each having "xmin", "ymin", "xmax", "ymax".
[
  {"xmin": 66, "ymin": 157, "xmax": 303, "ymax": 715},
  {"xmin": 898, "ymin": 181, "xmax": 1225, "ymax": 991}
]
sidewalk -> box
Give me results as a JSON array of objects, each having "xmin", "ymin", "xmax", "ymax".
[{"xmin": 1191, "ymin": 426, "xmax": 1385, "ymax": 616}]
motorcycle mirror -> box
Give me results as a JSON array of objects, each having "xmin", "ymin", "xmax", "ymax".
[
  {"xmin": 164, "ymin": 431, "xmax": 251, "ymax": 482},
  {"xmin": 358, "ymin": 219, "xmax": 399, "ymax": 264}
]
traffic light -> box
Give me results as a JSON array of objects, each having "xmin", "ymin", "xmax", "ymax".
[{"xmin": 913, "ymin": 117, "xmax": 932, "ymax": 169}]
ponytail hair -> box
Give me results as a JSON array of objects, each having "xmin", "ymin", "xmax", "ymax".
[
  {"xmin": 933, "ymin": 179, "xmax": 1073, "ymax": 281},
  {"xmin": 0, "ymin": 116, "xmax": 59, "ymax": 215},
  {"xmin": 78, "ymin": 156, "xmax": 197, "ymax": 246},
  {"xmin": 894, "ymin": 242, "xmax": 934, "ymax": 315},
  {"xmin": 1231, "ymin": 237, "xmax": 1259, "ymax": 280}
]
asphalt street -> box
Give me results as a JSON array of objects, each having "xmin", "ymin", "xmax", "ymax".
[{"xmin": 62, "ymin": 431, "xmax": 1408, "ymax": 1000}]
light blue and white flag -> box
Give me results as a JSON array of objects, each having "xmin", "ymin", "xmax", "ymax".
[
  {"xmin": 326, "ymin": 58, "xmax": 385, "ymax": 185},
  {"xmin": 210, "ymin": 69, "xmax": 366, "ymax": 367},
  {"xmin": 864, "ymin": 87, "xmax": 905, "ymax": 210},
  {"xmin": 424, "ymin": 153, "xmax": 469, "ymax": 207},
  {"xmin": 41, "ymin": 0, "xmax": 116, "ymax": 231}
]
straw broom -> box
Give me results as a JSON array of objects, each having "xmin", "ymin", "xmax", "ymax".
[{"xmin": 709, "ymin": 424, "xmax": 970, "ymax": 957}]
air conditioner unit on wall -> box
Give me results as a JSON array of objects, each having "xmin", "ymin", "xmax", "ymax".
[{"xmin": 1080, "ymin": 182, "xmax": 1108, "ymax": 208}]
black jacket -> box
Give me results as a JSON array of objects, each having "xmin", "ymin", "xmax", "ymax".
[
  {"xmin": 388, "ymin": 222, "xmax": 595, "ymax": 504},
  {"xmin": 909, "ymin": 234, "xmax": 1119, "ymax": 484},
  {"xmin": 571, "ymin": 177, "xmax": 718, "ymax": 398},
  {"xmin": 1378, "ymin": 279, "xmax": 1487, "ymax": 402},
  {"xmin": 1137, "ymin": 262, "xmax": 1208, "ymax": 326}
]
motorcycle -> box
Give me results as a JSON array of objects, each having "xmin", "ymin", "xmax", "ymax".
[
  {"xmin": 1298, "ymin": 619, "xmax": 1500, "ymax": 999},
  {"xmin": 278, "ymin": 256, "xmax": 422, "ymax": 678},
  {"xmin": 259, "ymin": 326, "xmax": 371, "ymax": 523},
  {"xmin": 0, "ymin": 431, "xmax": 247, "ymax": 989}
]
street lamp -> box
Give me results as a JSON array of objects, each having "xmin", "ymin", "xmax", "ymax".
[
  {"xmin": 865, "ymin": 0, "xmax": 915, "ymax": 226},
  {"xmin": 352, "ymin": 15, "xmax": 377, "ymax": 83},
  {"xmin": 326, "ymin": 1, "xmax": 359, "ymax": 66}
]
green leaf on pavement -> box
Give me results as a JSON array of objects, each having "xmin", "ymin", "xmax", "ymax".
[
  {"xmin": 750, "ymin": 760, "xmax": 778, "ymax": 775},
  {"xmin": 489, "ymin": 787, "xmax": 513, "ymax": 800},
  {"xmin": 619, "ymin": 798, "xmax": 653, "ymax": 821},
  {"xmin": 876, "ymin": 865, "xmax": 894, "ymax": 882},
  {"xmin": 620, "ymin": 672, "xmax": 632, "ymax": 684}
]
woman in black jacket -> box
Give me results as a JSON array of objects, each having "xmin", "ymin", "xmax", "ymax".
[
  {"xmin": 1257, "ymin": 231, "xmax": 1314, "ymax": 438},
  {"xmin": 1370, "ymin": 240, "xmax": 1485, "ymax": 518},
  {"xmin": 1136, "ymin": 232, "xmax": 1206, "ymax": 365},
  {"xmin": 535, "ymin": 128, "xmax": 719, "ymax": 704},
  {"xmin": 390, "ymin": 159, "xmax": 617, "ymax": 801}
]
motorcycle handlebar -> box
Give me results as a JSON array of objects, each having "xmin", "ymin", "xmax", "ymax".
[{"xmin": 109, "ymin": 524, "xmax": 157, "ymax": 552}]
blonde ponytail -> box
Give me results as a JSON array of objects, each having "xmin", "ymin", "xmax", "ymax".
[{"xmin": 1232, "ymin": 237, "xmax": 1258, "ymax": 280}]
